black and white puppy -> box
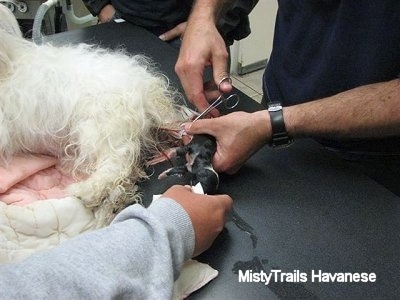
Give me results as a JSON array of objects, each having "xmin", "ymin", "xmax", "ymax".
[{"xmin": 158, "ymin": 134, "xmax": 219, "ymax": 194}]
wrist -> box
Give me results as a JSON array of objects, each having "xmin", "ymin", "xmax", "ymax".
[
  {"xmin": 149, "ymin": 199, "xmax": 195, "ymax": 260},
  {"xmin": 253, "ymin": 110, "xmax": 271, "ymax": 145},
  {"xmin": 191, "ymin": 0, "xmax": 229, "ymax": 23}
]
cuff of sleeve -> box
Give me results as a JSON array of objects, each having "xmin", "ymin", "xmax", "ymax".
[
  {"xmin": 111, "ymin": 199, "xmax": 195, "ymax": 280},
  {"xmin": 148, "ymin": 198, "xmax": 195, "ymax": 263}
]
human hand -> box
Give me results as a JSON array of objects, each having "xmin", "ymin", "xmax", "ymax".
[
  {"xmin": 175, "ymin": 14, "xmax": 232, "ymax": 116},
  {"xmin": 163, "ymin": 185, "xmax": 232, "ymax": 257},
  {"xmin": 98, "ymin": 4, "xmax": 115, "ymax": 23},
  {"xmin": 184, "ymin": 110, "xmax": 271, "ymax": 174},
  {"xmin": 159, "ymin": 22, "xmax": 187, "ymax": 42}
]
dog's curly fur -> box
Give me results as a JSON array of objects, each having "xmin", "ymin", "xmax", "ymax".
[{"xmin": 0, "ymin": 5, "xmax": 183, "ymax": 226}]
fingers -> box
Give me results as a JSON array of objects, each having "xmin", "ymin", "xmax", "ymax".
[
  {"xmin": 212, "ymin": 49, "xmax": 232, "ymax": 95},
  {"xmin": 183, "ymin": 111, "xmax": 265, "ymax": 174},
  {"xmin": 175, "ymin": 17, "xmax": 230, "ymax": 114},
  {"xmin": 162, "ymin": 184, "xmax": 192, "ymax": 200},
  {"xmin": 159, "ymin": 29, "xmax": 178, "ymax": 42},
  {"xmin": 98, "ymin": 4, "xmax": 115, "ymax": 23},
  {"xmin": 159, "ymin": 22, "xmax": 187, "ymax": 42},
  {"xmin": 162, "ymin": 185, "xmax": 233, "ymax": 257},
  {"xmin": 183, "ymin": 118, "xmax": 218, "ymax": 136},
  {"xmin": 203, "ymin": 80, "xmax": 222, "ymax": 102},
  {"xmin": 175, "ymin": 60, "xmax": 210, "ymax": 113},
  {"xmin": 218, "ymin": 78, "xmax": 233, "ymax": 94},
  {"xmin": 216, "ymin": 193, "xmax": 233, "ymax": 215},
  {"xmin": 163, "ymin": 185, "xmax": 232, "ymax": 221},
  {"xmin": 163, "ymin": 185, "xmax": 232, "ymax": 232}
]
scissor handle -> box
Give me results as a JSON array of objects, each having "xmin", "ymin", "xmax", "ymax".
[
  {"xmin": 224, "ymin": 94, "xmax": 239, "ymax": 109},
  {"xmin": 192, "ymin": 96, "xmax": 223, "ymax": 122},
  {"xmin": 218, "ymin": 77, "xmax": 239, "ymax": 108},
  {"xmin": 192, "ymin": 77, "xmax": 238, "ymax": 122}
]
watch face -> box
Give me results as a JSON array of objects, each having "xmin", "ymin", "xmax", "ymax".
[{"xmin": 268, "ymin": 104, "xmax": 282, "ymax": 112}]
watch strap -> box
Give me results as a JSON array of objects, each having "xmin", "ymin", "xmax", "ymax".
[{"xmin": 268, "ymin": 102, "xmax": 293, "ymax": 148}]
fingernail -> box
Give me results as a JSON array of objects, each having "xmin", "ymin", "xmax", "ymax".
[
  {"xmin": 221, "ymin": 81, "xmax": 232, "ymax": 90},
  {"xmin": 159, "ymin": 34, "xmax": 165, "ymax": 41}
]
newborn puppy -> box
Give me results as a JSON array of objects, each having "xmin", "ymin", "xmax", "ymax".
[{"xmin": 158, "ymin": 134, "xmax": 219, "ymax": 194}]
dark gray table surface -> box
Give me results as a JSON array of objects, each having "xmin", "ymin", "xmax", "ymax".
[{"xmin": 47, "ymin": 22, "xmax": 400, "ymax": 299}]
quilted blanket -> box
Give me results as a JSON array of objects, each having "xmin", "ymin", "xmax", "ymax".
[
  {"xmin": 0, "ymin": 196, "xmax": 96, "ymax": 263},
  {"xmin": 0, "ymin": 154, "xmax": 217, "ymax": 298},
  {"xmin": 0, "ymin": 154, "xmax": 96, "ymax": 263}
]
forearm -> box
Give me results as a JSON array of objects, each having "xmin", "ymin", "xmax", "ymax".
[
  {"xmin": 284, "ymin": 79, "xmax": 400, "ymax": 140},
  {"xmin": 190, "ymin": 0, "xmax": 232, "ymax": 23},
  {"xmin": 0, "ymin": 199, "xmax": 194, "ymax": 299}
]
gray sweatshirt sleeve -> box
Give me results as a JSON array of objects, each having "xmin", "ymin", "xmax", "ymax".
[{"xmin": 0, "ymin": 198, "xmax": 195, "ymax": 299}]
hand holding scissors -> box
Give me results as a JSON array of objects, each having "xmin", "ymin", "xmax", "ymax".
[{"xmin": 193, "ymin": 77, "xmax": 239, "ymax": 122}]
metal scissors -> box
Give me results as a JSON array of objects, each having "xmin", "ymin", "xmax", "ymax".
[{"xmin": 192, "ymin": 77, "xmax": 239, "ymax": 122}]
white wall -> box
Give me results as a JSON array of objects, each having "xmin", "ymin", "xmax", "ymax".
[{"xmin": 230, "ymin": 0, "xmax": 278, "ymax": 75}]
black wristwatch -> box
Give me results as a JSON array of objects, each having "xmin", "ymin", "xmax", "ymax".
[{"xmin": 267, "ymin": 102, "xmax": 293, "ymax": 148}]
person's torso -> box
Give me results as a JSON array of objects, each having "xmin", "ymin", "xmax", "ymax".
[
  {"xmin": 263, "ymin": 0, "xmax": 400, "ymax": 154},
  {"xmin": 264, "ymin": 0, "xmax": 400, "ymax": 104}
]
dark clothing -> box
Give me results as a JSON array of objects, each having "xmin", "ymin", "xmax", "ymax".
[
  {"xmin": 113, "ymin": 1, "xmax": 192, "ymax": 36},
  {"xmin": 83, "ymin": 0, "xmax": 258, "ymax": 45},
  {"xmin": 83, "ymin": 0, "xmax": 192, "ymax": 35},
  {"xmin": 218, "ymin": 0, "xmax": 259, "ymax": 44},
  {"xmin": 83, "ymin": 0, "xmax": 109, "ymax": 16},
  {"xmin": 263, "ymin": 0, "xmax": 400, "ymax": 155}
]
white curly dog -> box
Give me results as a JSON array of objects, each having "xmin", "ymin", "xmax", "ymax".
[{"xmin": 0, "ymin": 5, "xmax": 182, "ymax": 225}]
